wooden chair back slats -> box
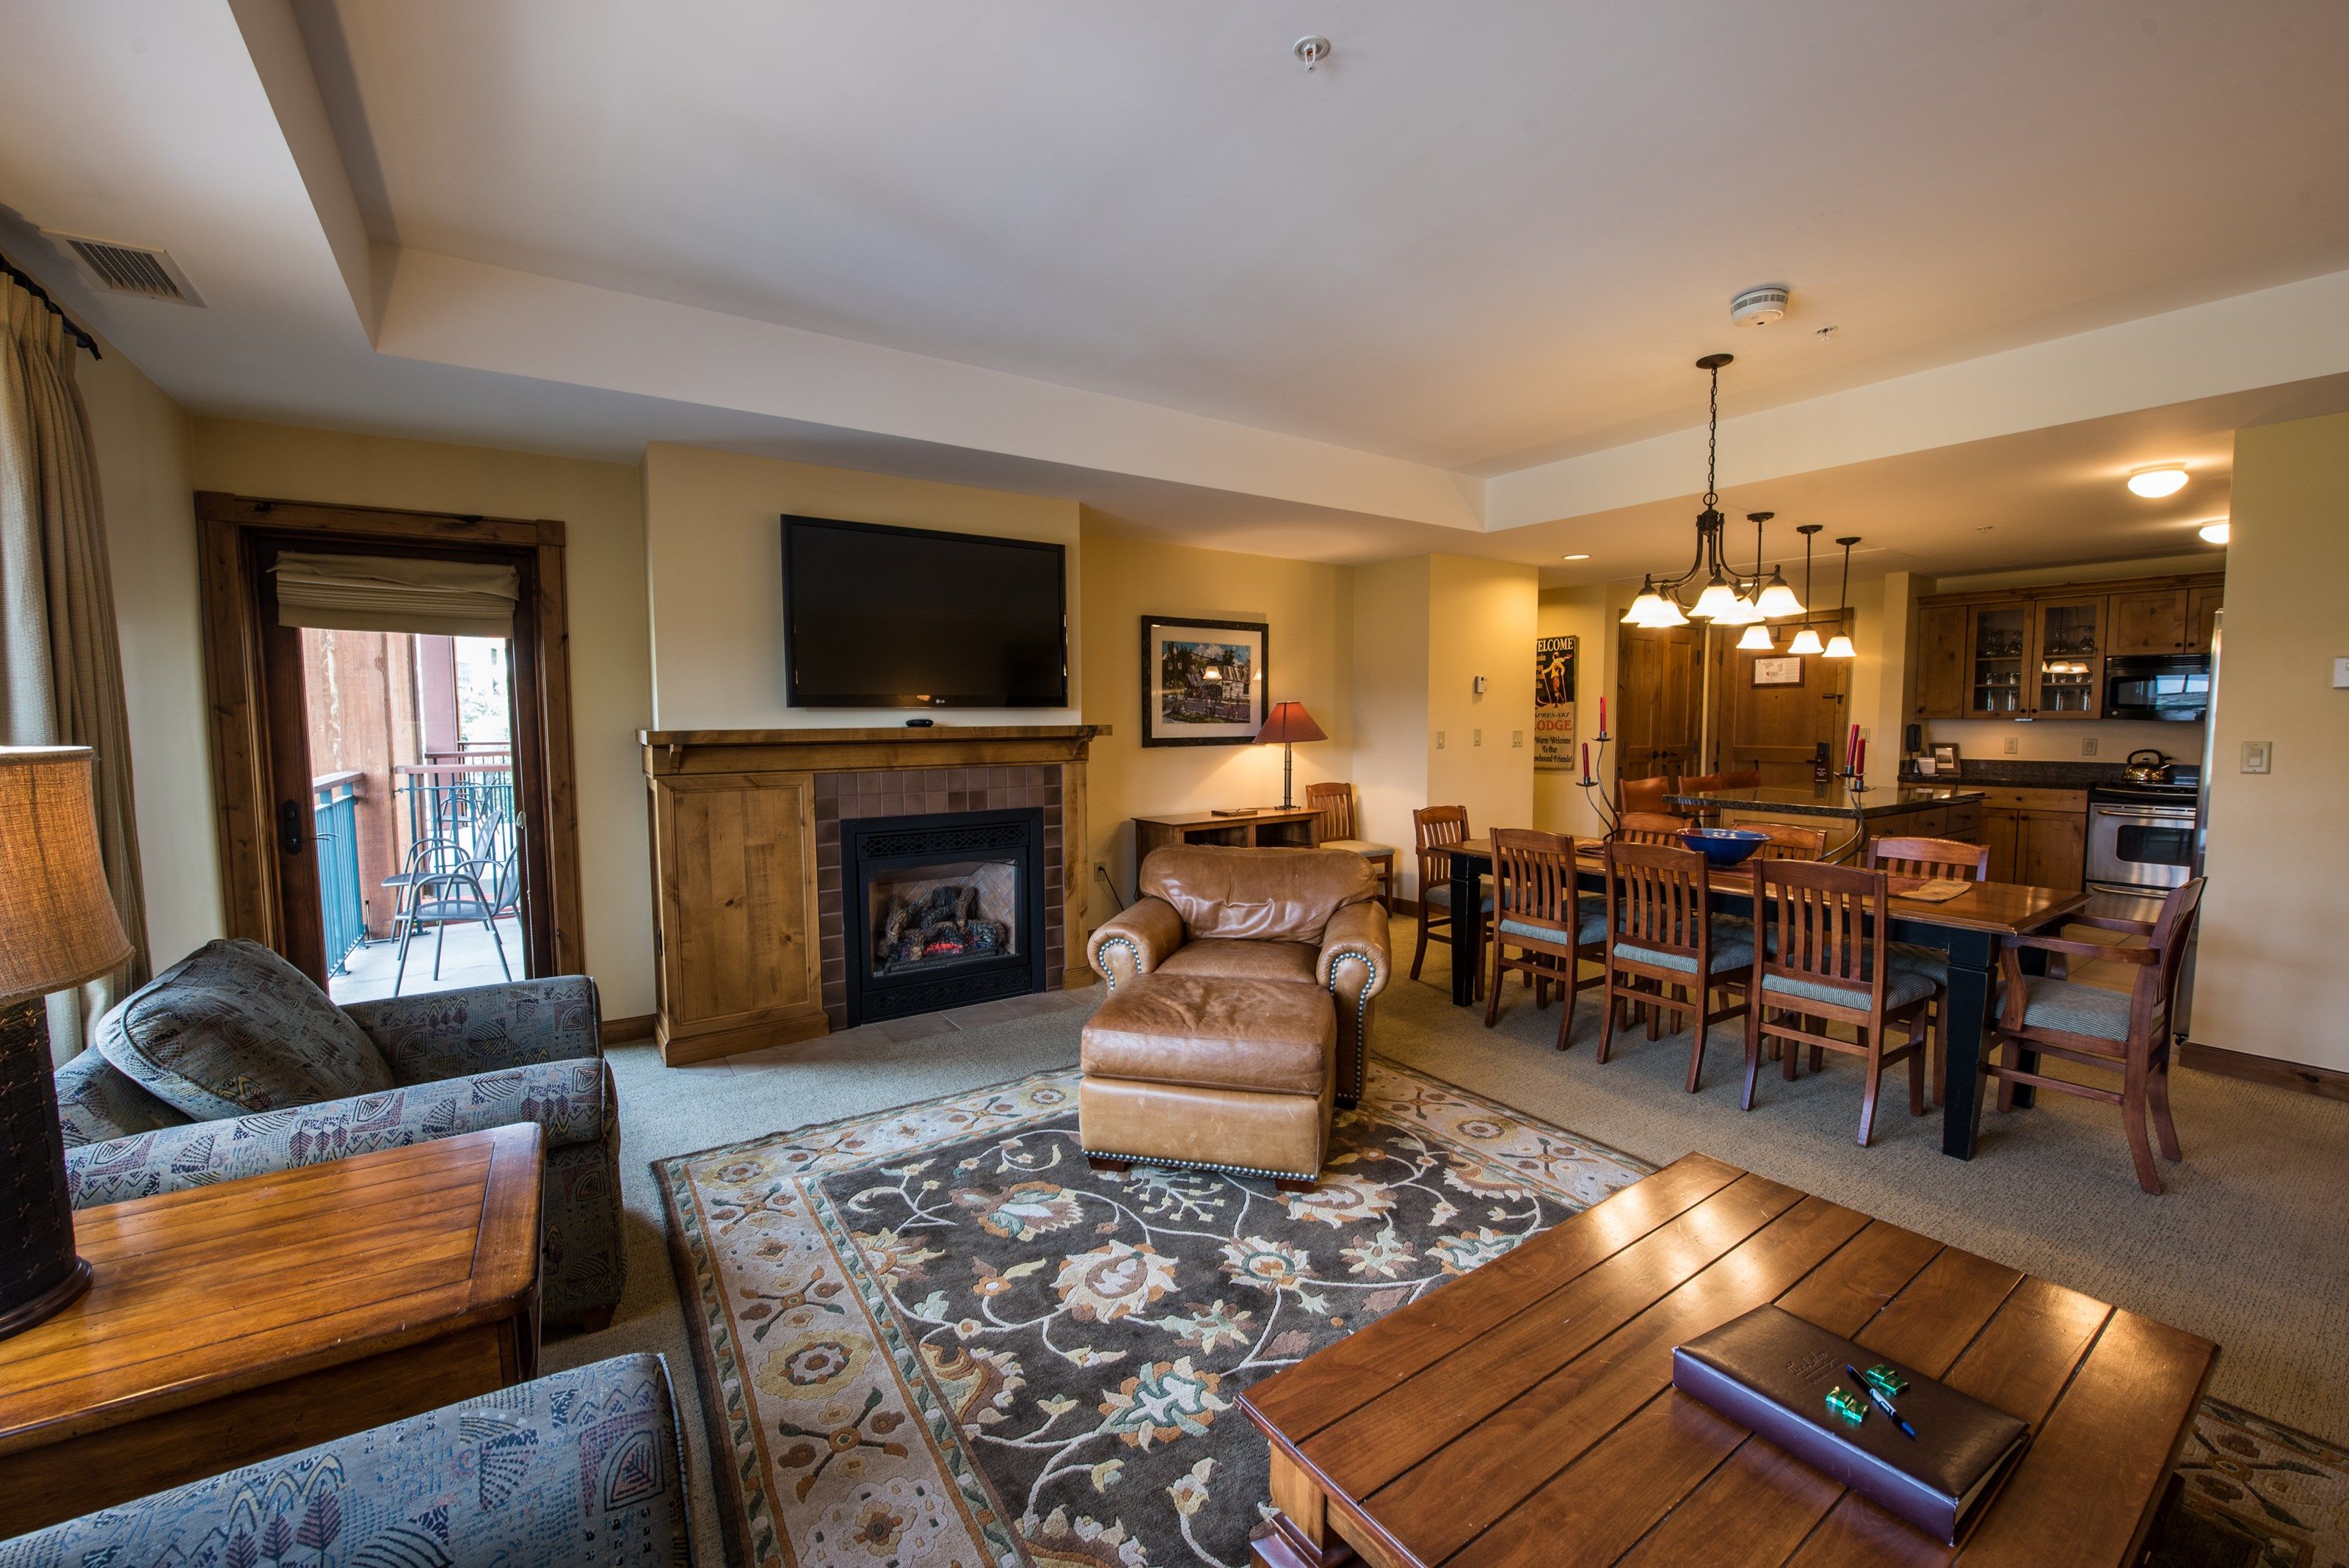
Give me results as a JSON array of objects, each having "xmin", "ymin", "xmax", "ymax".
[
  {"xmin": 1490, "ymin": 828, "xmax": 1582, "ymax": 937},
  {"xmin": 1613, "ymin": 812, "xmax": 1691, "ymax": 847},
  {"xmin": 1718, "ymin": 768, "xmax": 1762, "ymax": 790},
  {"xmin": 2143, "ymin": 876, "xmax": 2207, "ymax": 1026},
  {"xmin": 1605, "ymin": 841, "xmax": 1709, "ymax": 960},
  {"xmin": 1868, "ymin": 835, "xmax": 1991, "ymax": 880},
  {"xmin": 1757, "ymin": 857, "xmax": 1890, "ymax": 1005},
  {"xmin": 1621, "ymin": 776, "xmax": 1679, "ymax": 816},
  {"xmin": 1749, "ymin": 823, "xmax": 1830, "ymax": 861},
  {"xmin": 1680, "ymin": 772, "xmax": 1728, "ymax": 795},
  {"xmin": 1305, "ymin": 781, "xmax": 1357, "ymax": 843},
  {"xmin": 1414, "ymin": 804, "xmax": 1469, "ymax": 884}
]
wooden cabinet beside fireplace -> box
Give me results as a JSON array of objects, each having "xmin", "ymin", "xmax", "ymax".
[{"xmin": 642, "ymin": 725, "xmax": 1107, "ymax": 1065}]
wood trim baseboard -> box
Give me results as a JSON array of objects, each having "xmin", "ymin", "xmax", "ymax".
[
  {"xmin": 603, "ymin": 1013, "xmax": 658, "ymax": 1044},
  {"xmin": 2178, "ymin": 1041, "xmax": 2349, "ymax": 1102}
]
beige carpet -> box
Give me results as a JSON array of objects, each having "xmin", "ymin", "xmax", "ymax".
[{"xmin": 551, "ymin": 921, "xmax": 2349, "ymax": 1567}]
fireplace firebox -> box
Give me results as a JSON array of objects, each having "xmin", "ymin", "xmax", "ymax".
[{"xmin": 844, "ymin": 807, "xmax": 1048, "ymax": 1024}]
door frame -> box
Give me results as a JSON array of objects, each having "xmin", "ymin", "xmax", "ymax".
[{"xmin": 195, "ymin": 492, "xmax": 587, "ymax": 984}]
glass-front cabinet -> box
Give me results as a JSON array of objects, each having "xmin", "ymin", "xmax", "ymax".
[
  {"xmin": 1965, "ymin": 603, "xmax": 2028, "ymax": 716},
  {"xmin": 2032, "ymin": 596, "xmax": 2104, "ymax": 717}
]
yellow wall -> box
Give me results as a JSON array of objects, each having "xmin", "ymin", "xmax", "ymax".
[
  {"xmin": 1428, "ymin": 555, "xmax": 1538, "ymax": 847},
  {"xmin": 2194, "ymin": 412, "xmax": 2348, "ymax": 1070},
  {"xmin": 189, "ymin": 421, "xmax": 660, "ymax": 1019},
  {"xmin": 1350, "ymin": 558, "xmax": 1432, "ymax": 896},
  {"xmin": 1078, "ymin": 523, "xmax": 1354, "ymax": 900},
  {"xmin": 80, "ymin": 342, "xmax": 214, "ymax": 965},
  {"xmin": 640, "ymin": 444, "xmax": 1082, "ymax": 730},
  {"xmin": 1533, "ymin": 585, "xmax": 1613, "ymax": 839}
]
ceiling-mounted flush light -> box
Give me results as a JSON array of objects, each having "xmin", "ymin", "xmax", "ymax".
[
  {"xmin": 1561, "ymin": 552, "xmax": 1591, "ymax": 561},
  {"xmin": 2127, "ymin": 466, "xmax": 2188, "ymax": 498},
  {"xmin": 2198, "ymin": 520, "xmax": 2231, "ymax": 545},
  {"xmin": 1292, "ymin": 35, "xmax": 1332, "ymax": 70}
]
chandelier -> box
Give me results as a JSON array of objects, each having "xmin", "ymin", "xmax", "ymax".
[{"xmin": 1621, "ymin": 353, "xmax": 1806, "ymax": 635}]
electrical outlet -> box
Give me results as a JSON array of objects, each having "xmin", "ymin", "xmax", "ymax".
[
  {"xmin": 1511, "ymin": 730, "xmax": 1525, "ymax": 747},
  {"xmin": 2080, "ymin": 738, "xmax": 2098, "ymax": 757},
  {"xmin": 2241, "ymin": 740, "xmax": 2273, "ymax": 774},
  {"xmin": 1435, "ymin": 731, "xmax": 1446, "ymax": 749},
  {"xmin": 1473, "ymin": 728, "xmax": 1484, "ymax": 747},
  {"xmin": 2003, "ymin": 735, "xmax": 2020, "ymax": 755}
]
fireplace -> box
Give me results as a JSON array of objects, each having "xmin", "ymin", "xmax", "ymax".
[{"xmin": 844, "ymin": 807, "xmax": 1048, "ymax": 1024}]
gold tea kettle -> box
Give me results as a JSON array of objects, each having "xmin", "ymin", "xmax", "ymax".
[{"xmin": 2124, "ymin": 749, "xmax": 2174, "ymax": 783}]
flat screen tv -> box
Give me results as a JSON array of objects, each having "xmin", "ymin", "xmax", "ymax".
[{"xmin": 782, "ymin": 515, "xmax": 1068, "ymax": 708}]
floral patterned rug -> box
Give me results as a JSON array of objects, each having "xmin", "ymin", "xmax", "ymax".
[{"xmin": 655, "ymin": 1063, "xmax": 2349, "ymax": 1568}]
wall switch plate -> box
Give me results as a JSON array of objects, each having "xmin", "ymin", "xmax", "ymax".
[
  {"xmin": 1473, "ymin": 675, "xmax": 1488, "ymax": 697},
  {"xmin": 2081, "ymin": 738, "xmax": 2098, "ymax": 756},
  {"xmin": 2242, "ymin": 740, "xmax": 2272, "ymax": 774},
  {"xmin": 1435, "ymin": 731, "xmax": 1445, "ymax": 749},
  {"xmin": 1511, "ymin": 730, "xmax": 1525, "ymax": 747},
  {"xmin": 2335, "ymin": 656, "xmax": 2349, "ymax": 689},
  {"xmin": 2003, "ymin": 735, "xmax": 2020, "ymax": 755},
  {"xmin": 1473, "ymin": 728, "xmax": 1483, "ymax": 747}
]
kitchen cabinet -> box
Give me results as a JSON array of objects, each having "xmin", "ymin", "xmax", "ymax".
[
  {"xmin": 1911, "ymin": 603, "xmax": 1969, "ymax": 719},
  {"xmin": 1965, "ymin": 603, "xmax": 2030, "ymax": 717},
  {"xmin": 2030, "ymin": 596, "xmax": 2105, "ymax": 718},
  {"xmin": 1973, "ymin": 787, "xmax": 2088, "ymax": 890},
  {"xmin": 2110, "ymin": 589, "xmax": 2190, "ymax": 656},
  {"xmin": 2187, "ymin": 585, "xmax": 2224, "ymax": 653}
]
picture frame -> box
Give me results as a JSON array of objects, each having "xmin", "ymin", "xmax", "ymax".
[
  {"xmin": 1751, "ymin": 655, "xmax": 1806, "ymax": 687},
  {"xmin": 1141, "ymin": 617, "xmax": 1268, "ymax": 747}
]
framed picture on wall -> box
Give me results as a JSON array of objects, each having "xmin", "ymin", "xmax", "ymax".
[
  {"xmin": 1751, "ymin": 655, "xmax": 1806, "ymax": 687},
  {"xmin": 1141, "ymin": 616, "xmax": 1268, "ymax": 747}
]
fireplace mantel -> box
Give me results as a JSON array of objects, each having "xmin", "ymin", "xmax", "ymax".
[{"xmin": 639, "ymin": 724, "xmax": 1107, "ymax": 1064}]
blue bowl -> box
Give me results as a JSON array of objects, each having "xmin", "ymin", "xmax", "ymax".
[{"xmin": 1679, "ymin": 827, "xmax": 1770, "ymax": 867}]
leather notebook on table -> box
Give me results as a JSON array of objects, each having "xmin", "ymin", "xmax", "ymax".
[{"xmin": 1672, "ymin": 1305, "xmax": 2031, "ymax": 1546}]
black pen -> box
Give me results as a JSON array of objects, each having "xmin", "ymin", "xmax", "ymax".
[{"xmin": 1845, "ymin": 1363, "xmax": 1918, "ymax": 1440}]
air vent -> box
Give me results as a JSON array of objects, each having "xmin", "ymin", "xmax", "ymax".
[{"xmin": 38, "ymin": 230, "xmax": 203, "ymax": 306}]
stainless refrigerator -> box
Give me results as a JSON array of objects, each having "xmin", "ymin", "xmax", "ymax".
[{"xmin": 2174, "ymin": 609, "xmax": 2221, "ymax": 1043}]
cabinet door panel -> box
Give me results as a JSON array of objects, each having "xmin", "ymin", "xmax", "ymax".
[
  {"xmin": 2109, "ymin": 589, "xmax": 2189, "ymax": 656},
  {"xmin": 1981, "ymin": 810, "xmax": 2020, "ymax": 885},
  {"xmin": 1966, "ymin": 604, "xmax": 2030, "ymax": 717},
  {"xmin": 2187, "ymin": 586, "xmax": 2223, "ymax": 653},
  {"xmin": 652, "ymin": 771, "xmax": 823, "ymax": 1039},
  {"xmin": 2016, "ymin": 811, "xmax": 2086, "ymax": 892},
  {"xmin": 2031, "ymin": 596, "xmax": 2105, "ymax": 718},
  {"xmin": 1912, "ymin": 603, "xmax": 1969, "ymax": 719}
]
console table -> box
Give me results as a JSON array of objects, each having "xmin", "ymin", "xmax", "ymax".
[
  {"xmin": 1132, "ymin": 806, "xmax": 1324, "ymax": 859},
  {"xmin": 0, "ymin": 1124, "xmax": 544, "ymax": 1534}
]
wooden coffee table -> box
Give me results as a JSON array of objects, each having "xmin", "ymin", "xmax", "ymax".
[
  {"xmin": 1240, "ymin": 1153, "xmax": 2215, "ymax": 1567},
  {"xmin": 0, "ymin": 1122, "xmax": 544, "ymax": 1534}
]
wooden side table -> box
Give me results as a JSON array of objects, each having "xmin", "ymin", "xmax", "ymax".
[
  {"xmin": 1133, "ymin": 807, "xmax": 1324, "ymax": 860},
  {"xmin": 0, "ymin": 1121, "xmax": 544, "ymax": 1535}
]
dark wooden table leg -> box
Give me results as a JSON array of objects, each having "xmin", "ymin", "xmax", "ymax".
[
  {"xmin": 1938, "ymin": 928, "xmax": 1997, "ymax": 1158},
  {"xmin": 1449, "ymin": 852, "xmax": 1478, "ymax": 1006},
  {"xmin": 1255, "ymin": 1450, "xmax": 1357, "ymax": 1567}
]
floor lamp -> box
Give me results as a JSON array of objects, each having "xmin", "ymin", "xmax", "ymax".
[{"xmin": 0, "ymin": 747, "xmax": 132, "ymax": 1339}]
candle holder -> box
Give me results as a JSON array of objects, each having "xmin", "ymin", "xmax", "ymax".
[
  {"xmin": 1829, "ymin": 765, "xmax": 1873, "ymax": 863},
  {"xmin": 1575, "ymin": 726, "xmax": 1623, "ymax": 836}
]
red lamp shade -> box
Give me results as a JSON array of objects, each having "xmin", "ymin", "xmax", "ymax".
[{"xmin": 1253, "ymin": 702, "xmax": 1327, "ymax": 745}]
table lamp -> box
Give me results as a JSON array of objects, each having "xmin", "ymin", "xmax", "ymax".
[
  {"xmin": 1253, "ymin": 701, "xmax": 1327, "ymax": 811},
  {"xmin": 0, "ymin": 747, "xmax": 132, "ymax": 1339}
]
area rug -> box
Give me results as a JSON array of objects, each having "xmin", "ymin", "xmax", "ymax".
[{"xmin": 656, "ymin": 1064, "xmax": 2349, "ymax": 1568}]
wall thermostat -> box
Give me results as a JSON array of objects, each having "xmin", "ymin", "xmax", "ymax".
[{"xmin": 1473, "ymin": 675, "xmax": 1488, "ymax": 696}]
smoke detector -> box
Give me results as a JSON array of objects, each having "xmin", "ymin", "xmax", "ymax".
[
  {"xmin": 1731, "ymin": 284, "xmax": 1790, "ymax": 327},
  {"xmin": 38, "ymin": 229, "xmax": 203, "ymax": 306}
]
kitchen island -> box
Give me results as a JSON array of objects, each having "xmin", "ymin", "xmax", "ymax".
[{"xmin": 1667, "ymin": 782, "xmax": 1986, "ymax": 850}]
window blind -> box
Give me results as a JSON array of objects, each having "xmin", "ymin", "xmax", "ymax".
[{"xmin": 271, "ymin": 553, "xmax": 520, "ymax": 639}]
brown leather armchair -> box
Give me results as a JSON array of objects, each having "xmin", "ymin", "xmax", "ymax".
[{"xmin": 1089, "ymin": 844, "xmax": 1391, "ymax": 1104}]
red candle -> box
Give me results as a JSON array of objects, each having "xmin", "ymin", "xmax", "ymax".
[
  {"xmin": 1848, "ymin": 723, "xmax": 1860, "ymax": 771},
  {"xmin": 1581, "ymin": 741, "xmax": 1591, "ymax": 779},
  {"xmin": 1855, "ymin": 737, "xmax": 1867, "ymax": 776},
  {"xmin": 1599, "ymin": 696, "xmax": 1606, "ymax": 732}
]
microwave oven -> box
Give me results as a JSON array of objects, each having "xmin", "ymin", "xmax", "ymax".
[{"xmin": 2104, "ymin": 654, "xmax": 2210, "ymax": 722}]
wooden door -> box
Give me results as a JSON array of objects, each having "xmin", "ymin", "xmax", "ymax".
[
  {"xmin": 2016, "ymin": 812, "xmax": 2087, "ymax": 890},
  {"xmin": 1911, "ymin": 603, "xmax": 1969, "ymax": 719},
  {"xmin": 2030, "ymin": 595, "xmax": 2105, "ymax": 718},
  {"xmin": 2108, "ymin": 589, "xmax": 2188, "ymax": 656},
  {"xmin": 1965, "ymin": 602, "xmax": 2029, "ymax": 717},
  {"xmin": 1615, "ymin": 623, "xmax": 1699, "ymax": 779},
  {"xmin": 1718, "ymin": 625, "xmax": 1847, "ymax": 784},
  {"xmin": 2186, "ymin": 586, "xmax": 2224, "ymax": 653},
  {"xmin": 650, "ymin": 770, "xmax": 825, "ymax": 1056},
  {"xmin": 1980, "ymin": 809, "xmax": 2020, "ymax": 884}
]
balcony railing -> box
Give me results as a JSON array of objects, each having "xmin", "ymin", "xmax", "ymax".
[
  {"xmin": 313, "ymin": 772, "xmax": 366, "ymax": 976},
  {"xmin": 394, "ymin": 755, "xmax": 517, "ymax": 866}
]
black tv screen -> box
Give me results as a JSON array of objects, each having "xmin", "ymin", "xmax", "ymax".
[{"xmin": 783, "ymin": 516, "xmax": 1068, "ymax": 708}]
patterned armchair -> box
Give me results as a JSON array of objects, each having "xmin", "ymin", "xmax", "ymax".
[
  {"xmin": 0, "ymin": 1354, "xmax": 693, "ymax": 1567},
  {"xmin": 54, "ymin": 940, "xmax": 623, "ymax": 1326}
]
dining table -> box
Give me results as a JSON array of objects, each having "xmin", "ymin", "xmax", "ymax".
[{"xmin": 1440, "ymin": 837, "xmax": 2089, "ymax": 1159}]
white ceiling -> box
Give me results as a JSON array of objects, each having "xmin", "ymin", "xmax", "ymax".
[
  {"xmin": 3, "ymin": 0, "xmax": 2348, "ymax": 581},
  {"xmin": 302, "ymin": 0, "xmax": 2349, "ymax": 471}
]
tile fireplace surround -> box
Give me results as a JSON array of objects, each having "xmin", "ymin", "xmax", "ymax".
[{"xmin": 639, "ymin": 726, "xmax": 1105, "ymax": 1065}]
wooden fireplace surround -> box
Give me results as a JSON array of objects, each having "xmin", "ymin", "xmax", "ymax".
[{"xmin": 640, "ymin": 726, "xmax": 1106, "ymax": 1064}]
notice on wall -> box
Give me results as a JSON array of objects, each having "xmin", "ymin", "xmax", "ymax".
[{"xmin": 1535, "ymin": 634, "xmax": 1577, "ymax": 773}]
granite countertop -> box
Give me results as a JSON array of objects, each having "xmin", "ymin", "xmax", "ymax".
[
  {"xmin": 1899, "ymin": 758, "xmax": 2200, "ymax": 789},
  {"xmin": 1667, "ymin": 784, "xmax": 1986, "ymax": 820}
]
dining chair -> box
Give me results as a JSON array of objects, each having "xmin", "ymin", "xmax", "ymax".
[
  {"xmin": 1484, "ymin": 829, "xmax": 1603, "ymax": 1049},
  {"xmin": 1613, "ymin": 812, "xmax": 1691, "ymax": 846},
  {"xmin": 1746, "ymin": 823, "xmax": 1829, "ymax": 860},
  {"xmin": 1869, "ymin": 834, "xmax": 1992, "ymax": 1102},
  {"xmin": 1598, "ymin": 841, "xmax": 1752, "ymax": 1091},
  {"xmin": 1743, "ymin": 858, "xmax": 1937, "ymax": 1146},
  {"xmin": 1680, "ymin": 772, "xmax": 1727, "ymax": 794},
  {"xmin": 392, "ymin": 838, "xmax": 515, "ymax": 995},
  {"xmin": 1620, "ymin": 775, "xmax": 1682, "ymax": 817},
  {"xmin": 1411, "ymin": 805, "xmax": 1487, "ymax": 995},
  {"xmin": 1983, "ymin": 878, "xmax": 2205, "ymax": 1194},
  {"xmin": 1718, "ymin": 768, "xmax": 1762, "ymax": 790},
  {"xmin": 1307, "ymin": 781, "xmax": 1395, "ymax": 910}
]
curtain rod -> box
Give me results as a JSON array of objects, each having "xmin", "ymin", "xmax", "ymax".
[{"xmin": 0, "ymin": 252, "xmax": 102, "ymax": 359}]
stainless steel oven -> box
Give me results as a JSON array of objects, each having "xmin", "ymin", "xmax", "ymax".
[
  {"xmin": 2085, "ymin": 786, "xmax": 2196, "ymax": 921},
  {"xmin": 2104, "ymin": 654, "xmax": 2210, "ymax": 722}
]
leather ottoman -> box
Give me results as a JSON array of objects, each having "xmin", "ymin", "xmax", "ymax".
[{"xmin": 1080, "ymin": 973, "xmax": 1337, "ymax": 1191}]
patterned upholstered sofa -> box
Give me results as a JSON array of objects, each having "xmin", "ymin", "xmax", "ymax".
[
  {"xmin": 54, "ymin": 938, "xmax": 623, "ymax": 1326},
  {"xmin": 0, "ymin": 1354, "xmax": 693, "ymax": 1567}
]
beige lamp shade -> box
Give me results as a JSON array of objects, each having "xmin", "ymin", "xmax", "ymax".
[{"xmin": 0, "ymin": 747, "xmax": 133, "ymax": 1006}]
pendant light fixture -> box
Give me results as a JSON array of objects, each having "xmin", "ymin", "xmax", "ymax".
[
  {"xmin": 1823, "ymin": 534, "xmax": 1860, "ymax": 659},
  {"xmin": 1787, "ymin": 524, "xmax": 1825, "ymax": 655},
  {"xmin": 1621, "ymin": 356, "xmax": 1807, "ymax": 634}
]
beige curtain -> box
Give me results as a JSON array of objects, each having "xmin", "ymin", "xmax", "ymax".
[{"xmin": 1, "ymin": 275, "xmax": 150, "ymax": 1061}]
